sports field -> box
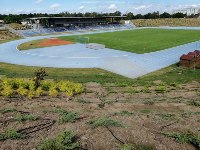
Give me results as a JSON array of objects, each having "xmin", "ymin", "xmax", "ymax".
[{"xmin": 58, "ymin": 28, "xmax": 200, "ymax": 54}]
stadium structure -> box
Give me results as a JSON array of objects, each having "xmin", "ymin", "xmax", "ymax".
[
  {"xmin": 25, "ymin": 16, "xmax": 126, "ymax": 29},
  {"xmin": 19, "ymin": 16, "xmax": 134, "ymax": 36}
]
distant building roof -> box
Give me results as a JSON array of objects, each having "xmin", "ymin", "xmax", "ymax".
[{"xmin": 180, "ymin": 50, "xmax": 200, "ymax": 61}]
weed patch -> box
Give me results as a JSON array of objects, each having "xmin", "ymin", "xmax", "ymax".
[
  {"xmin": 15, "ymin": 113, "xmax": 39, "ymax": 122},
  {"xmin": 0, "ymin": 128, "xmax": 25, "ymax": 141},
  {"xmin": 165, "ymin": 131, "xmax": 200, "ymax": 149},
  {"xmin": 51, "ymin": 109, "xmax": 80, "ymax": 123},
  {"xmin": 88, "ymin": 117, "xmax": 124, "ymax": 128},
  {"xmin": 112, "ymin": 111, "xmax": 134, "ymax": 117},
  {"xmin": 0, "ymin": 108, "xmax": 17, "ymax": 114},
  {"xmin": 37, "ymin": 130, "xmax": 80, "ymax": 150}
]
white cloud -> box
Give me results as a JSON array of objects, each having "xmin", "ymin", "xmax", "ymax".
[
  {"xmin": 79, "ymin": 6, "xmax": 85, "ymax": 11},
  {"xmin": 134, "ymin": 5, "xmax": 151, "ymax": 10},
  {"xmin": 35, "ymin": 0, "xmax": 43, "ymax": 4},
  {"xmin": 50, "ymin": 4, "xmax": 61, "ymax": 9},
  {"xmin": 108, "ymin": 4, "xmax": 117, "ymax": 10}
]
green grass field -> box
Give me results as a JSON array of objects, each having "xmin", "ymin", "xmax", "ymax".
[
  {"xmin": 0, "ymin": 62, "xmax": 199, "ymax": 86},
  {"xmin": 59, "ymin": 28, "xmax": 200, "ymax": 53}
]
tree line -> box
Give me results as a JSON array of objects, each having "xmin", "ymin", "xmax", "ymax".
[{"xmin": 0, "ymin": 11, "xmax": 197, "ymax": 24}]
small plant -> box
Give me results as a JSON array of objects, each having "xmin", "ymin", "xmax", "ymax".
[
  {"xmin": 120, "ymin": 144, "xmax": 133, "ymax": 150},
  {"xmin": 165, "ymin": 131, "xmax": 200, "ymax": 149},
  {"xmin": 169, "ymin": 82, "xmax": 179, "ymax": 88},
  {"xmin": 120, "ymin": 143, "xmax": 156, "ymax": 150},
  {"xmin": 155, "ymin": 85, "xmax": 167, "ymax": 93},
  {"xmin": 59, "ymin": 112, "xmax": 80, "ymax": 123},
  {"xmin": 33, "ymin": 68, "xmax": 48, "ymax": 90},
  {"xmin": 88, "ymin": 117, "xmax": 124, "ymax": 128},
  {"xmin": 133, "ymin": 144, "xmax": 157, "ymax": 150},
  {"xmin": 141, "ymin": 86, "xmax": 151, "ymax": 93},
  {"xmin": 0, "ymin": 128, "xmax": 25, "ymax": 141},
  {"xmin": 52, "ymin": 109, "xmax": 80, "ymax": 123},
  {"xmin": 0, "ymin": 108, "xmax": 17, "ymax": 114},
  {"xmin": 140, "ymin": 109, "xmax": 151, "ymax": 114},
  {"xmin": 155, "ymin": 113, "xmax": 176, "ymax": 121},
  {"xmin": 15, "ymin": 113, "xmax": 39, "ymax": 122},
  {"xmin": 113, "ymin": 111, "xmax": 134, "ymax": 117},
  {"xmin": 143, "ymin": 99, "xmax": 155, "ymax": 105},
  {"xmin": 37, "ymin": 130, "xmax": 80, "ymax": 150},
  {"xmin": 188, "ymin": 100, "xmax": 200, "ymax": 107}
]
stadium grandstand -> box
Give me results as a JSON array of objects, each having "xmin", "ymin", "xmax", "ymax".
[{"xmin": 18, "ymin": 16, "xmax": 134, "ymax": 36}]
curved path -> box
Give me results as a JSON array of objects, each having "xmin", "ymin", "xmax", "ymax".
[{"xmin": 0, "ymin": 29, "xmax": 200, "ymax": 78}]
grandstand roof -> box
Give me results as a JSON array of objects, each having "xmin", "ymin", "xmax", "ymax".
[{"xmin": 26, "ymin": 16, "xmax": 126, "ymax": 20}]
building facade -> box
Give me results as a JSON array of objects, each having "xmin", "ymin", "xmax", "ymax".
[{"xmin": 173, "ymin": 8, "xmax": 200, "ymax": 16}]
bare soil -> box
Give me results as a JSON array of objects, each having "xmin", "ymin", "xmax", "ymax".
[
  {"xmin": 36, "ymin": 38, "xmax": 74, "ymax": 47},
  {"xmin": 0, "ymin": 81, "xmax": 200, "ymax": 150}
]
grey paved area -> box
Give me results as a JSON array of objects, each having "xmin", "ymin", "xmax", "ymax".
[{"xmin": 0, "ymin": 28, "xmax": 200, "ymax": 78}]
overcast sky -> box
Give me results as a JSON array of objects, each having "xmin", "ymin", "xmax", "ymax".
[{"xmin": 1, "ymin": 0, "xmax": 200, "ymax": 14}]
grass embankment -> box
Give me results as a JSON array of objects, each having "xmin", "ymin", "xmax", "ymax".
[
  {"xmin": 0, "ymin": 62, "xmax": 199, "ymax": 86},
  {"xmin": 132, "ymin": 18, "xmax": 200, "ymax": 27},
  {"xmin": 18, "ymin": 29, "xmax": 200, "ymax": 54},
  {"xmin": 0, "ymin": 30, "xmax": 20, "ymax": 44}
]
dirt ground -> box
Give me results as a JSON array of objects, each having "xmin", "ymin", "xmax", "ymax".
[
  {"xmin": 0, "ymin": 81, "xmax": 200, "ymax": 150},
  {"xmin": 36, "ymin": 38, "xmax": 74, "ymax": 47},
  {"xmin": 0, "ymin": 30, "xmax": 19, "ymax": 41}
]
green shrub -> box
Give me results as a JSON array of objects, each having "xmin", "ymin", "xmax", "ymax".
[
  {"xmin": 14, "ymin": 78, "xmax": 29, "ymax": 89},
  {"xmin": 58, "ymin": 81, "xmax": 84, "ymax": 97},
  {"xmin": 28, "ymin": 90, "xmax": 36, "ymax": 99},
  {"xmin": 36, "ymin": 87, "xmax": 45, "ymax": 97},
  {"xmin": 41, "ymin": 80, "xmax": 55, "ymax": 91},
  {"xmin": 37, "ymin": 130, "xmax": 80, "ymax": 150},
  {"xmin": 0, "ymin": 77, "xmax": 84, "ymax": 98},
  {"xmin": 29, "ymin": 80, "xmax": 35, "ymax": 91},
  {"xmin": 17, "ymin": 87, "xmax": 29, "ymax": 96},
  {"xmin": 49, "ymin": 86, "xmax": 58, "ymax": 97},
  {"xmin": 1, "ymin": 85, "xmax": 14, "ymax": 97},
  {"xmin": 88, "ymin": 117, "xmax": 124, "ymax": 128}
]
